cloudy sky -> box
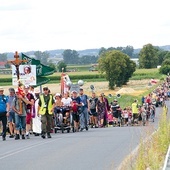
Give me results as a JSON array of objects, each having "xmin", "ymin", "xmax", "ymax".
[{"xmin": 0, "ymin": 0, "xmax": 170, "ymax": 53}]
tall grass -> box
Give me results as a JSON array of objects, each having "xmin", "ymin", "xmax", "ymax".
[{"xmin": 132, "ymin": 107, "xmax": 170, "ymax": 170}]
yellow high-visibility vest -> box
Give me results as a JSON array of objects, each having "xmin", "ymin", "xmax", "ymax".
[
  {"xmin": 39, "ymin": 95, "xmax": 53, "ymax": 115},
  {"xmin": 132, "ymin": 102, "xmax": 138, "ymax": 114}
]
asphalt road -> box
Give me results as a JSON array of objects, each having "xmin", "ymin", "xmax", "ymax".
[{"xmin": 0, "ymin": 106, "xmax": 163, "ymax": 170}]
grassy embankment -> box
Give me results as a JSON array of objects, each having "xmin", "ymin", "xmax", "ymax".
[{"xmin": 120, "ymin": 107, "xmax": 170, "ymax": 170}]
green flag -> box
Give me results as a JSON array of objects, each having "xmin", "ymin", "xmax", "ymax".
[{"xmin": 21, "ymin": 53, "xmax": 55, "ymax": 76}]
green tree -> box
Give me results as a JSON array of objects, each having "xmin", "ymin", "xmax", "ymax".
[
  {"xmin": 0, "ymin": 53, "xmax": 7, "ymax": 62},
  {"xmin": 139, "ymin": 44, "xmax": 158, "ymax": 68},
  {"xmin": 41, "ymin": 51, "xmax": 50, "ymax": 65},
  {"xmin": 48, "ymin": 63, "xmax": 57, "ymax": 72},
  {"xmin": 99, "ymin": 46, "xmax": 135, "ymax": 58},
  {"xmin": 79, "ymin": 55, "xmax": 99, "ymax": 64},
  {"xmin": 34, "ymin": 51, "xmax": 49, "ymax": 65},
  {"xmin": 98, "ymin": 47, "xmax": 107, "ymax": 56},
  {"xmin": 34, "ymin": 51, "xmax": 42, "ymax": 61},
  {"xmin": 122, "ymin": 45, "xmax": 134, "ymax": 57},
  {"xmin": 57, "ymin": 61, "xmax": 67, "ymax": 72},
  {"xmin": 159, "ymin": 59, "xmax": 170, "ymax": 75},
  {"xmin": 164, "ymin": 52, "xmax": 170, "ymax": 60},
  {"xmin": 98, "ymin": 50, "xmax": 136, "ymax": 89},
  {"xmin": 62, "ymin": 49, "xmax": 79, "ymax": 64},
  {"xmin": 157, "ymin": 50, "xmax": 168, "ymax": 65}
]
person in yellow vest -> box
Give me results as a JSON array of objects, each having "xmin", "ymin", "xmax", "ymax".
[
  {"xmin": 131, "ymin": 99, "xmax": 139, "ymax": 125},
  {"xmin": 38, "ymin": 87, "xmax": 55, "ymax": 139}
]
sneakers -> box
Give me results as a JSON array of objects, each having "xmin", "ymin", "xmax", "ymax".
[
  {"xmin": 26, "ymin": 134, "xmax": 30, "ymax": 139},
  {"xmin": 9, "ymin": 134, "xmax": 14, "ymax": 138},
  {"xmin": 47, "ymin": 133, "xmax": 52, "ymax": 138},
  {"xmin": 15, "ymin": 134, "xmax": 20, "ymax": 140},
  {"xmin": 41, "ymin": 133, "xmax": 46, "ymax": 139},
  {"xmin": 2, "ymin": 136, "xmax": 6, "ymax": 141},
  {"xmin": 22, "ymin": 135, "xmax": 25, "ymax": 139},
  {"xmin": 85, "ymin": 126, "xmax": 88, "ymax": 131}
]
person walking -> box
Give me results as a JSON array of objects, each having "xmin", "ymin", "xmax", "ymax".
[
  {"xmin": 12, "ymin": 89, "xmax": 32, "ymax": 140},
  {"xmin": 0, "ymin": 87, "xmax": 9, "ymax": 141},
  {"xmin": 89, "ymin": 92, "xmax": 98, "ymax": 128},
  {"xmin": 79, "ymin": 88, "xmax": 90, "ymax": 131},
  {"xmin": 131, "ymin": 99, "xmax": 139, "ymax": 125},
  {"xmin": 7, "ymin": 88, "xmax": 16, "ymax": 138},
  {"xmin": 24, "ymin": 85, "xmax": 35, "ymax": 139},
  {"xmin": 71, "ymin": 90, "xmax": 82, "ymax": 132},
  {"xmin": 32, "ymin": 88, "xmax": 41, "ymax": 136},
  {"xmin": 96, "ymin": 94, "xmax": 107, "ymax": 128},
  {"xmin": 38, "ymin": 87, "xmax": 55, "ymax": 139}
]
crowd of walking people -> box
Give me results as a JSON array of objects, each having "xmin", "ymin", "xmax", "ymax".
[{"xmin": 0, "ymin": 76, "xmax": 169, "ymax": 141}]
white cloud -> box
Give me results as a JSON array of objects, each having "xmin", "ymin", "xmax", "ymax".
[{"xmin": 0, "ymin": 0, "xmax": 170, "ymax": 53}]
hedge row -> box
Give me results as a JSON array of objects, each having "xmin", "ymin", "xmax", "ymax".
[
  {"xmin": 0, "ymin": 72, "xmax": 163, "ymax": 85},
  {"xmin": 48, "ymin": 74, "xmax": 105, "ymax": 81},
  {"xmin": 0, "ymin": 74, "xmax": 105, "ymax": 83}
]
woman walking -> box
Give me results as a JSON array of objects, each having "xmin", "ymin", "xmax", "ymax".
[{"xmin": 96, "ymin": 94, "xmax": 107, "ymax": 128}]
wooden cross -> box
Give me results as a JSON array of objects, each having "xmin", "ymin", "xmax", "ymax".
[
  {"xmin": 8, "ymin": 51, "xmax": 27, "ymax": 81},
  {"xmin": 8, "ymin": 51, "xmax": 27, "ymax": 114}
]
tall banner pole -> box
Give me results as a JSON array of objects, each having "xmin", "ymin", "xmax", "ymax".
[{"xmin": 61, "ymin": 68, "xmax": 64, "ymax": 97}]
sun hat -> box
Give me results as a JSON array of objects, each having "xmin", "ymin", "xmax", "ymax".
[{"xmin": 0, "ymin": 87, "xmax": 4, "ymax": 91}]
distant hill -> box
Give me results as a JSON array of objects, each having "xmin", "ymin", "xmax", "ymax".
[{"xmin": 6, "ymin": 45, "xmax": 170, "ymax": 59}]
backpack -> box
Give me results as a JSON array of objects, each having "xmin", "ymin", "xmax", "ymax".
[
  {"xmin": 90, "ymin": 98, "xmax": 97, "ymax": 110},
  {"xmin": 72, "ymin": 101, "xmax": 78, "ymax": 112}
]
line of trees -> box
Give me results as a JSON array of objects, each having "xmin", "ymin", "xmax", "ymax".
[{"xmin": 62, "ymin": 49, "xmax": 99, "ymax": 65}]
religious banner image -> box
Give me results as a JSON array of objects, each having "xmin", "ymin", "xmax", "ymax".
[{"xmin": 12, "ymin": 65, "xmax": 36, "ymax": 85}]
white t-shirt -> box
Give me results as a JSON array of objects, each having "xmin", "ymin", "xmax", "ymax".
[{"xmin": 61, "ymin": 97, "xmax": 72, "ymax": 106}]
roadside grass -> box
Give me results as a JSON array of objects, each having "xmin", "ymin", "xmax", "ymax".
[
  {"xmin": 133, "ymin": 107, "xmax": 170, "ymax": 170},
  {"xmin": 119, "ymin": 106, "xmax": 170, "ymax": 170}
]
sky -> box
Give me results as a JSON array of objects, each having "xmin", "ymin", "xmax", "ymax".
[{"xmin": 0, "ymin": 0, "xmax": 170, "ymax": 53}]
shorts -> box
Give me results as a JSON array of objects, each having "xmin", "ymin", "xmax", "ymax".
[
  {"xmin": 90, "ymin": 109, "xmax": 97, "ymax": 117},
  {"xmin": 72, "ymin": 113, "xmax": 79, "ymax": 123},
  {"xmin": 138, "ymin": 114, "xmax": 142, "ymax": 121},
  {"xmin": 113, "ymin": 112, "xmax": 118, "ymax": 118},
  {"xmin": 8, "ymin": 111, "xmax": 15, "ymax": 123},
  {"xmin": 133, "ymin": 114, "xmax": 138, "ymax": 120},
  {"xmin": 26, "ymin": 113, "xmax": 32, "ymax": 124}
]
